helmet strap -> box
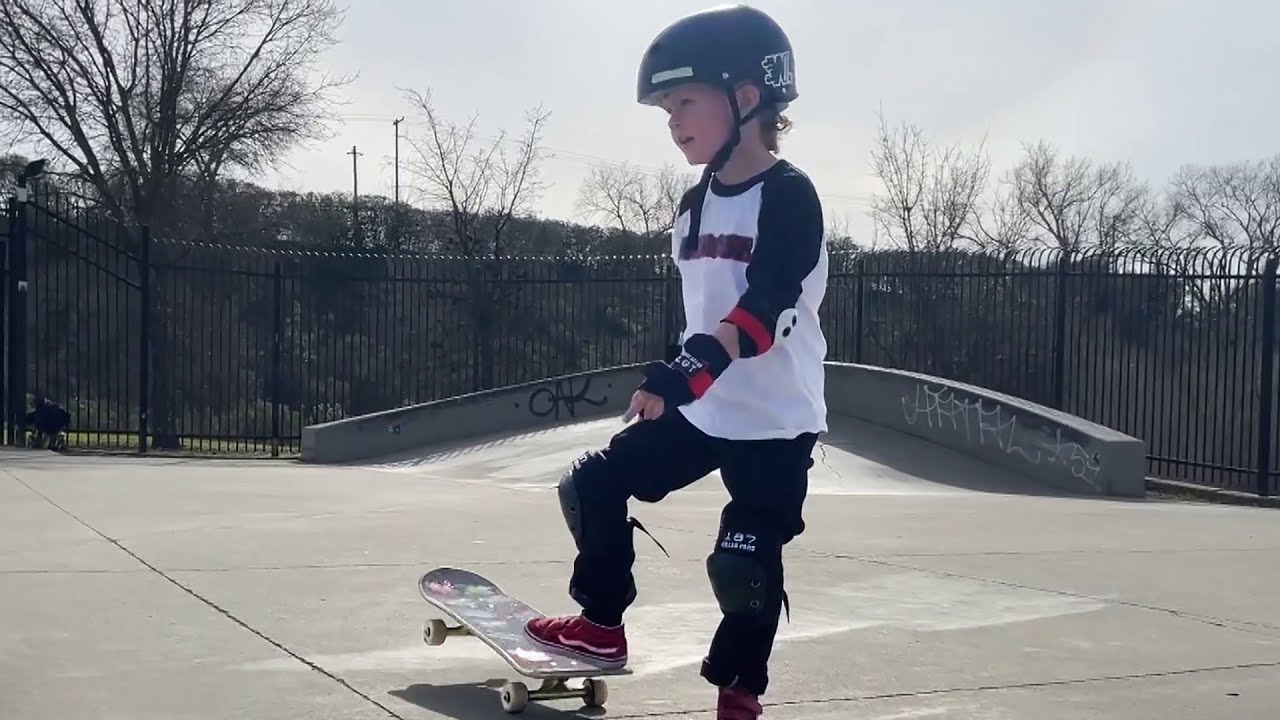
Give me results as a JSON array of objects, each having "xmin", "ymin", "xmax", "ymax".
[
  {"xmin": 688, "ymin": 85, "xmax": 765, "ymax": 259},
  {"xmin": 706, "ymin": 83, "xmax": 763, "ymax": 175}
]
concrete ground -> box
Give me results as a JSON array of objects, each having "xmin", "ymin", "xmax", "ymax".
[{"xmin": 2, "ymin": 414, "xmax": 1279, "ymax": 719}]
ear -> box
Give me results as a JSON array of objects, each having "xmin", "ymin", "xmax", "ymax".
[{"xmin": 733, "ymin": 82, "xmax": 761, "ymax": 116}]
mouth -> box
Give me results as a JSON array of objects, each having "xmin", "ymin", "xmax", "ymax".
[{"xmin": 678, "ymin": 136, "xmax": 694, "ymax": 148}]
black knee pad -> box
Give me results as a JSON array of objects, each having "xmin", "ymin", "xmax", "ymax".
[
  {"xmin": 557, "ymin": 455, "xmax": 589, "ymax": 551},
  {"xmin": 558, "ymin": 450, "xmax": 616, "ymax": 552},
  {"xmin": 706, "ymin": 550, "xmax": 768, "ymax": 615},
  {"xmin": 706, "ymin": 506, "xmax": 785, "ymax": 617}
]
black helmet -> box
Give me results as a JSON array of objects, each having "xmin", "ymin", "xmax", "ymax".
[
  {"xmin": 636, "ymin": 4, "xmax": 797, "ymax": 108},
  {"xmin": 636, "ymin": 5, "xmax": 797, "ymax": 173}
]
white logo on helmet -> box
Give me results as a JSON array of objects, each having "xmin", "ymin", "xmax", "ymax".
[{"xmin": 761, "ymin": 51, "xmax": 793, "ymax": 88}]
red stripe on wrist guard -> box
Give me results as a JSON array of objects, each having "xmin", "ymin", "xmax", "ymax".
[
  {"xmin": 687, "ymin": 369, "xmax": 715, "ymax": 398},
  {"xmin": 673, "ymin": 334, "xmax": 732, "ymax": 400}
]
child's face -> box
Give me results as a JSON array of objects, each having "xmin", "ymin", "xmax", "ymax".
[{"xmin": 658, "ymin": 83, "xmax": 733, "ymax": 165}]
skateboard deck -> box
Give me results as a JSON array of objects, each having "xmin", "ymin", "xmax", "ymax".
[{"xmin": 417, "ymin": 566, "xmax": 630, "ymax": 713}]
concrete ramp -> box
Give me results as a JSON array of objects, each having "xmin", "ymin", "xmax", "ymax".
[
  {"xmin": 304, "ymin": 362, "xmax": 1147, "ymax": 499},
  {"xmin": 359, "ymin": 414, "xmax": 1041, "ymax": 498}
]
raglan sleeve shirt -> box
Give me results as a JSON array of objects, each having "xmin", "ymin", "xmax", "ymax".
[
  {"xmin": 722, "ymin": 166, "xmax": 825, "ymax": 358},
  {"xmin": 670, "ymin": 159, "xmax": 830, "ymax": 439}
]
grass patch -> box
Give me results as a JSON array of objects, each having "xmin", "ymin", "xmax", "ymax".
[{"xmin": 56, "ymin": 430, "xmax": 300, "ymax": 457}]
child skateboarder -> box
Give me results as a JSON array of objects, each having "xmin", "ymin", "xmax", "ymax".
[{"xmin": 524, "ymin": 5, "xmax": 827, "ymax": 718}]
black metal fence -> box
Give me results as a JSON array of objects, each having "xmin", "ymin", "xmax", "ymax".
[{"xmin": 3, "ymin": 187, "xmax": 1278, "ymax": 495}]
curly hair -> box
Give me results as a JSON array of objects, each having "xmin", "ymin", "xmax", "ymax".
[{"xmin": 758, "ymin": 103, "xmax": 793, "ymax": 152}]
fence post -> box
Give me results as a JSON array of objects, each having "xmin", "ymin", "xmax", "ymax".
[
  {"xmin": 1051, "ymin": 252, "xmax": 1070, "ymax": 410},
  {"xmin": 4, "ymin": 193, "xmax": 28, "ymax": 447},
  {"xmin": 271, "ymin": 262, "xmax": 283, "ymax": 457},
  {"xmin": 470, "ymin": 265, "xmax": 483, "ymax": 392},
  {"xmin": 0, "ymin": 198, "xmax": 6, "ymax": 443},
  {"xmin": 1255, "ymin": 255, "xmax": 1278, "ymax": 497},
  {"xmin": 853, "ymin": 255, "xmax": 865, "ymax": 364},
  {"xmin": 137, "ymin": 225, "xmax": 151, "ymax": 453},
  {"xmin": 662, "ymin": 258, "xmax": 678, "ymax": 362}
]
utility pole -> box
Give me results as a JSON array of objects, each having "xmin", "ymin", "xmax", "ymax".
[
  {"xmin": 392, "ymin": 117, "xmax": 405, "ymax": 249},
  {"xmin": 347, "ymin": 144, "xmax": 361, "ymax": 202},
  {"xmin": 392, "ymin": 117, "xmax": 404, "ymax": 205},
  {"xmin": 347, "ymin": 145, "xmax": 362, "ymax": 246}
]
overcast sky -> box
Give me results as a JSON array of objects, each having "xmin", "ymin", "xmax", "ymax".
[{"xmin": 256, "ymin": 0, "xmax": 1280, "ymax": 243}]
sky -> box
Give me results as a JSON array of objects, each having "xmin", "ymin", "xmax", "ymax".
[{"xmin": 254, "ymin": 0, "xmax": 1280, "ymax": 244}]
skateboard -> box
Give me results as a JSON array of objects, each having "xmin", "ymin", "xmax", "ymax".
[{"xmin": 417, "ymin": 566, "xmax": 631, "ymax": 714}]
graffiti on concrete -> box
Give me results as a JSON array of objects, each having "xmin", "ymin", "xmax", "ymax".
[
  {"xmin": 528, "ymin": 376, "xmax": 609, "ymax": 420},
  {"xmin": 901, "ymin": 383, "xmax": 1102, "ymax": 490}
]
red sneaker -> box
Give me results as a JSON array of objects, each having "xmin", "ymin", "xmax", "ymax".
[
  {"xmin": 718, "ymin": 686, "xmax": 763, "ymax": 720},
  {"xmin": 524, "ymin": 615, "xmax": 628, "ymax": 668}
]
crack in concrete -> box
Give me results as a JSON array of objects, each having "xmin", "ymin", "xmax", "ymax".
[
  {"xmin": 0, "ymin": 559, "xmax": 578, "ymax": 575},
  {"xmin": 614, "ymin": 533, "xmax": 1280, "ymax": 637},
  {"xmin": 5, "ymin": 471, "xmax": 411, "ymax": 720},
  {"xmin": 865, "ymin": 547, "xmax": 1280, "ymax": 558},
  {"xmin": 603, "ymin": 658, "xmax": 1280, "ymax": 717},
  {"xmin": 817, "ymin": 441, "xmax": 846, "ymax": 483},
  {"xmin": 821, "ymin": 551, "xmax": 1280, "ymax": 636}
]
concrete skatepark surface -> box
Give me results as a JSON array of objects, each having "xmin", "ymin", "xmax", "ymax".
[{"xmin": 4, "ymin": 405, "xmax": 1280, "ymax": 719}]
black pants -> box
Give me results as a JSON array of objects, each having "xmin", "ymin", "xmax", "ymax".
[{"xmin": 561, "ymin": 408, "xmax": 817, "ymax": 695}]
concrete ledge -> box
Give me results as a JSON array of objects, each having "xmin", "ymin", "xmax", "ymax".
[
  {"xmin": 300, "ymin": 364, "xmax": 644, "ymax": 464},
  {"xmin": 824, "ymin": 362, "xmax": 1148, "ymax": 497},
  {"xmin": 1146, "ymin": 477, "xmax": 1280, "ymax": 508},
  {"xmin": 303, "ymin": 359, "xmax": 1148, "ymax": 498}
]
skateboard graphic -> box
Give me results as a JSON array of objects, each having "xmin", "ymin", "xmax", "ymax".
[{"xmin": 418, "ymin": 566, "xmax": 631, "ymax": 714}]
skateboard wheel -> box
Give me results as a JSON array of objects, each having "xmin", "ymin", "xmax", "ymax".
[
  {"xmin": 423, "ymin": 619, "xmax": 449, "ymax": 646},
  {"xmin": 583, "ymin": 678, "xmax": 608, "ymax": 708},
  {"xmin": 500, "ymin": 681, "xmax": 529, "ymax": 713}
]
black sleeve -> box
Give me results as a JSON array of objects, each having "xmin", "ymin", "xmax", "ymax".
[{"xmin": 722, "ymin": 164, "xmax": 824, "ymax": 357}]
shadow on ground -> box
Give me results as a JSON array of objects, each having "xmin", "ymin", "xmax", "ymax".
[{"xmin": 390, "ymin": 680, "xmax": 609, "ymax": 719}]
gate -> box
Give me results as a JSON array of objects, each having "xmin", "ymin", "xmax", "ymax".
[
  {"xmin": 2, "ymin": 190, "xmax": 28, "ymax": 446},
  {"xmin": 2, "ymin": 182, "xmax": 147, "ymax": 451},
  {"xmin": 1, "ymin": 200, "xmax": 8, "ymax": 444}
]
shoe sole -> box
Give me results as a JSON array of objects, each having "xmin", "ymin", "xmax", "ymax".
[{"xmin": 523, "ymin": 625, "xmax": 628, "ymax": 669}]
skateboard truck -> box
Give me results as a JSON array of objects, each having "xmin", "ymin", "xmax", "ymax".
[
  {"xmin": 501, "ymin": 676, "xmax": 608, "ymax": 714},
  {"xmin": 422, "ymin": 619, "xmax": 469, "ymax": 645}
]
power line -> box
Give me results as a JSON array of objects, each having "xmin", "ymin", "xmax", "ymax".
[{"xmin": 332, "ymin": 112, "xmax": 875, "ymax": 208}]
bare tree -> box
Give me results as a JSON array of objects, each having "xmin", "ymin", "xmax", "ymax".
[
  {"xmin": 0, "ymin": 0, "xmax": 348, "ymax": 449},
  {"xmin": 403, "ymin": 88, "xmax": 550, "ymax": 260},
  {"xmin": 868, "ymin": 114, "xmax": 990, "ymax": 251},
  {"xmin": 402, "ymin": 88, "xmax": 550, "ymax": 391},
  {"xmin": 1133, "ymin": 189, "xmax": 1191, "ymax": 251},
  {"xmin": 825, "ymin": 213, "xmax": 856, "ymax": 250},
  {"xmin": 1007, "ymin": 141, "xmax": 1093, "ymax": 252},
  {"xmin": 0, "ymin": 0, "xmax": 349, "ymax": 234},
  {"xmin": 1169, "ymin": 155, "xmax": 1280, "ymax": 251},
  {"xmin": 1007, "ymin": 140, "xmax": 1148, "ymax": 253},
  {"xmin": 575, "ymin": 162, "xmax": 690, "ymax": 246},
  {"xmin": 969, "ymin": 180, "xmax": 1034, "ymax": 252},
  {"xmin": 1092, "ymin": 162, "xmax": 1149, "ymax": 250},
  {"xmin": 1162, "ymin": 156, "xmax": 1280, "ymax": 319}
]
